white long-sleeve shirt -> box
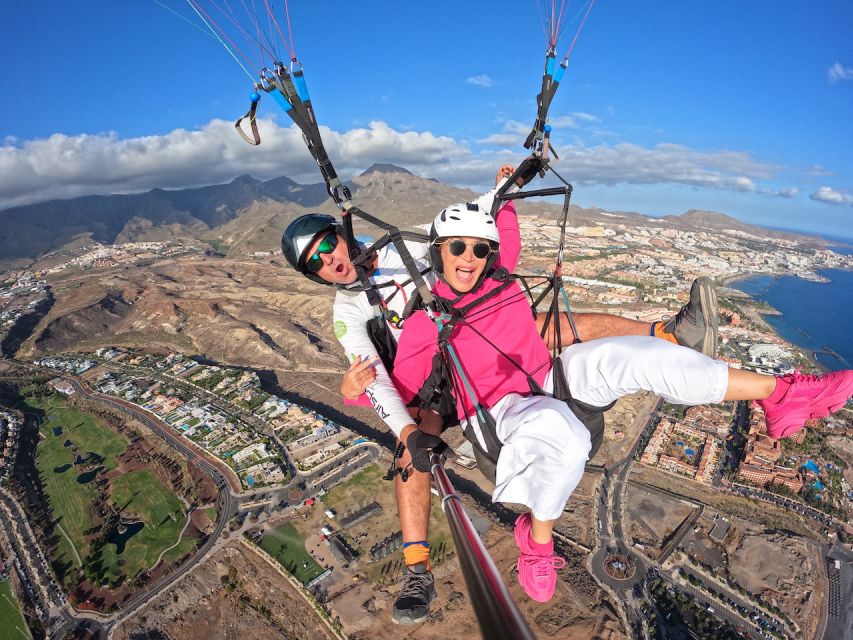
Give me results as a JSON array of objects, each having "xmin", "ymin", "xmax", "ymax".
[
  {"xmin": 331, "ymin": 184, "xmax": 504, "ymax": 438},
  {"xmin": 332, "ymin": 240, "xmax": 434, "ymax": 437}
]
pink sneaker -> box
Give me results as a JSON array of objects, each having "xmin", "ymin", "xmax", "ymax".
[
  {"xmin": 513, "ymin": 513, "xmax": 565, "ymax": 603},
  {"xmin": 757, "ymin": 370, "xmax": 853, "ymax": 438}
]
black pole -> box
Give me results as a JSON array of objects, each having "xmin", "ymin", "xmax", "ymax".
[{"xmin": 430, "ymin": 454, "xmax": 536, "ymax": 640}]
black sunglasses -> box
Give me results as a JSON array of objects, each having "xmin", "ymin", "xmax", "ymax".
[
  {"xmin": 303, "ymin": 232, "xmax": 338, "ymax": 273},
  {"xmin": 445, "ymin": 239, "xmax": 494, "ymax": 259}
]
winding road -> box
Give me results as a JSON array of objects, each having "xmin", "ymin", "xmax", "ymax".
[{"xmin": 1, "ymin": 362, "xmax": 382, "ymax": 639}]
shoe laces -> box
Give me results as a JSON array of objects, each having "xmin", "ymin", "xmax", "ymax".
[
  {"xmin": 520, "ymin": 553, "xmax": 566, "ymax": 578},
  {"xmin": 786, "ymin": 369, "xmax": 824, "ymax": 387},
  {"xmin": 672, "ymin": 301, "xmax": 695, "ymax": 327},
  {"xmin": 398, "ymin": 570, "xmax": 432, "ymax": 601}
]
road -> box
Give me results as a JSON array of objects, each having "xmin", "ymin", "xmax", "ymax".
[
  {"xmin": 0, "ymin": 359, "xmax": 383, "ymax": 638},
  {"xmin": 588, "ymin": 398, "xmax": 660, "ymax": 633},
  {"xmin": 663, "ymin": 568, "xmax": 780, "ymax": 640},
  {"xmin": 729, "ymin": 481, "xmax": 839, "ymax": 531},
  {"xmin": 586, "ymin": 396, "xmax": 804, "ymax": 640},
  {"xmin": 26, "ymin": 376, "xmax": 240, "ymax": 638}
]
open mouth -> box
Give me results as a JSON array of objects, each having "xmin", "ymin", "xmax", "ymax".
[
  {"xmin": 455, "ymin": 267, "xmax": 475, "ymax": 284},
  {"xmin": 335, "ymin": 263, "xmax": 347, "ymax": 275}
]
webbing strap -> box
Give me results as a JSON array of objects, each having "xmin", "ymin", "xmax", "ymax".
[
  {"xmin": 346, "ymin": 206, "xmax": 435, "ymax": 308},
  {"xmin": 451, "ymin": 270, "xmax": 516, "ymax": 317},
  {"xmin": 438, "ymin": 332, "xmax": 504, "ymax": 455},
  {"xmin": 427, "ymin": 271, "xmax": 541, "ymax": 456},
  {"xmin": 489, "ymin": 157, "xmax": 581, "ymax": 352},
  {"xmin": 340, "ymin": 208, "xmax": 381, "ymax": 309},
  {"xmin": 524, "ymin": 49, "xmax": 568, "ymax": 156},
  {"xmin": 234, "ymin": 99, "xmax": 261, "ymax": 145},
  {"xmin": 260, "ymin": 63, "xmax": 351, "ymax": 207}
]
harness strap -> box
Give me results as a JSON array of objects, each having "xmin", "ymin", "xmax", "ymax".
[
  {"xmin": 439, "ymin": 340, "xmax": 504, "ymax": 455},
  {"xmin": 451, "ymin": 270, "xmax": 516, "ymax": 316},
  {"xmin": 425, "ymin": 271, "xmax": 535, "ymax": 456},
  {"xmin": 524, "ymin": 48, "xmax": 558, "ymax": 154},
  {"xmin": 342, "ymin": 266, "xmax": 430, "ymax": 297},
  {"xmin": 346, "ymin": 206, "xmax": 435, "ymax": 308},
  {"xmin": 234, "ymin": 98, "xmax": 261, "ymax": 145},
  {"xmin": 260, "ymin": 64, "xmax": 352, "ymax": 208},
  {"xmin": 339, "ymin": 209, "xmax": 381, "ymax": 310}
]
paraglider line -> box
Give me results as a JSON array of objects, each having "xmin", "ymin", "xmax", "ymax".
[
  {"xmin": 563, "ymin": 0, "xmax": 596, "ymax": 60},
  {"xmin": 260, "ymin": 0, "xmax": 280, "ymax": 61},
  {"xmin": 150, "ymin": 0, "xmax": 221, "ymax": 42},
  {"xmin": 553, "ymin": 0, "xmax": 572, "ymax": 46},
  {"xmin": 535, "ymin": 0, "xmax": 551, "ymax": 44},
  {"xmin": 262, "ymin": 0, "xmax": 295, "ymax": 61},
  {"xmin": 248, "ymin": 0, "xmax": 280, "ymax": 63},
  {"xmin": 185, "ymin": 0, "xmax": 256, "ymax": 80},
  {"xmin": 211, "ymin": 0, "xmax": 274, "ymax": 62},
  {"xmin": 239, "ymin": 0, "xmax": 271, "ymax": 69},
  {"xmin": 284, "ymin": 0, "xmax": 297, "ymax": 60}
]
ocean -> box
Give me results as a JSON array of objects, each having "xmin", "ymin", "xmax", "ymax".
[{"xmin": 730, "ymin": 261, "xmax": 853, "ymax": 372}]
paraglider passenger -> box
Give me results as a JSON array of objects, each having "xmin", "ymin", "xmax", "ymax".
[
  {"xmin": 280, "ymin": 165, "xmax": 729, "ymax": 619},
  {"xmin": 387, "ymin": 194, "xmax": 853, "ymax": 603}
]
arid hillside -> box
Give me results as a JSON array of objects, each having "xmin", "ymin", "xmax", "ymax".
[{"xmin": 22, "ymin": 255, "xmax": 343, "ymax": 376}]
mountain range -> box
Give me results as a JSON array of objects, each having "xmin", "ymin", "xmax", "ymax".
[{"xmin": 0, "ymin": 164, "xmax": 827, "ymax": 265}]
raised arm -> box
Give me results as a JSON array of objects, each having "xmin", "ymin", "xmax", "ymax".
[{"xmin": 470, "ymin": 165, "xmax": 521, "ymax": 272}]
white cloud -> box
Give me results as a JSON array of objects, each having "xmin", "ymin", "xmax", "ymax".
[
  {"xmin": 477, "ymin": 119, "xmax": 530, "ymax": 146},
  {"xmin": 570, "ymin": 112, "xmax": 600, "ymax": 123},
  {"xmin": 828, "ymin": 62, "xmax": 853, "ymax": 83},
  {"xmin": 730, "ymin": 176, "xmax": 757, "ymax": 192},
  {"xmin": 0, "ymin": 120, "xmax": 468, "ymax": 210},
  {"xmin": 0, "ymin": 120, "xmax": 792, "ymax": 210},
  {"xmin": 549, "ymin": 115, "xmax": 581, "ymax": 129},
  {"xmin": 777, "ymin": 187, "xmax": 799, "ymax": 198},
  {"xmin": 465, "ymin": 74, "xmax": 494, "ymax": 88},
  {"xmin": 546, "ymin": 142, "xmax": 778, "ymax": 191},
  {"xmin": 805, "ymin": 164, "xmax": 833, "ymax": 177},
  {"xmin": 477, "ymin": 133, "xmax": 521, "ymax": 146},
  {"xmin": 810, "ymin": 186, "xmax": 853, "ymax": 206}
]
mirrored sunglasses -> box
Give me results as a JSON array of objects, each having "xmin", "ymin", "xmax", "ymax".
[
  {"xmin": 304, "ymin": 232, "xmax": 338, "ymax": 273},
  {"xmin": 446, "ymin": 239, "xmax": 494, "ymax": 259}
]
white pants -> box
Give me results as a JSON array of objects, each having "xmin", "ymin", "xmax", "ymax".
[{"xmin": 488, "ymin": 336, "xmax": 729, "ymax": 520}]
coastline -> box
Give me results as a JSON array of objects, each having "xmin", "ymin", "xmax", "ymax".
[
  {"xmin": 719, "ymin": 268, "xmax": 834, "ymax": 288},
  {"xmin": 721, "ymin": 268, "xmax": 853, "ymax": 371}
]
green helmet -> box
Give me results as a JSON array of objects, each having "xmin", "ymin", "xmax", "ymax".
[{"xmin": 281, "ymin": 214, "xmax": 342, "ymax": 285}]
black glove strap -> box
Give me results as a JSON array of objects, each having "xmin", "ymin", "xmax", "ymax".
[{"xmin": 406, "ymin": 430, "xmax": 444, "ymax": 474}]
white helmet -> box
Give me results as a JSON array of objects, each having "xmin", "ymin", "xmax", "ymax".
[
  {"xmin": 429, "ymin": 202, "xmax": 500, "ymax": 244},
  {"xmin": 428, "ymin": 202, "xmax": 500, "ymax": 283}
]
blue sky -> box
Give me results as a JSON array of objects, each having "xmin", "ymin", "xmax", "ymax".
[{"xmin": 1, "ymin": 1, "xmax": 852, "ymax": 238}]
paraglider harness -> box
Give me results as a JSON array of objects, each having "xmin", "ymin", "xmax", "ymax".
[
  {"xmin": 398, "ymin": 160, "xmax": 614, "ymax": 484},
  {"xmin": 230, "ymin": 31, "xmax": 610, "ymax": 484},
  {"xmin": 164, "ymin": 2, "xmax": 598, "ymax": 635},
  {"xmin": 393, "ymin": 40, "xmax": 614, "ymax": 481}
]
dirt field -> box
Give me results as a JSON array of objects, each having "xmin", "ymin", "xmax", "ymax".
[
  {"xmin": 324, "ymin": 516, "xmax": 626, "ymax": 640},
  {"xmin": 593, "ymin": 392, "xmax": 657, "ymax": 467},
  {"xmin": 113, "ymin": 542, "xmax": 337, "ymax": 640},
  {"xmin": 630, "ymin": 465, "xmax": 824, "ymax": 541},
  {"xmin": 678, "ymin": 513, "xmax": 728, "ymax": 568},
  {"xmin": 625, "ymin": 484, "xmax": 697, "ymax": 558},
  {"xmin": 244, "ymin": 458, "xmax": 626, "ymax": 639},
  {"xmin": 726, "ymin": 523, "xmax": 823, "ymax": 638}
]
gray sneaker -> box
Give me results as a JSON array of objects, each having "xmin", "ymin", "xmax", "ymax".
[
  {"xmin": 664, "ymin": 277, "xmax": 719, "ymax": 357},
  {"xmin": 392, "ymin": 564, "xmax": 436, "ymax": 624}
]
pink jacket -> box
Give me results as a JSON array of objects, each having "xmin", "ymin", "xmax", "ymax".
[{"xmin": 392, "ymin": 202, "xmax": 551, "ymax": 421}]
